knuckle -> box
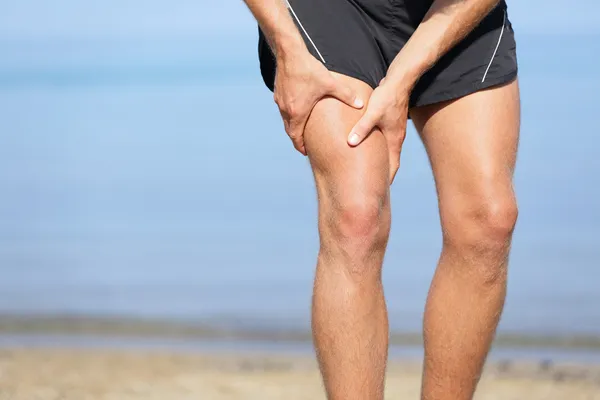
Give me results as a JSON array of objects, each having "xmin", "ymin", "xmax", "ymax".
[
  {"xmin": 356, "ymin": 122, "xmax": 370, "ymax": 134},
  {"xmin": 356, "ymin": 126, "xmax": 368, "ymax": 136},
  {"xmin": 287, "ymin": 124, "xmax": 299, "ymax": 139},
  {"xmin": 325, "ymin": 79, "xmax": 337, "ymax": 92},
  {"xmin": 285, "ymin": 100, "xmax": 300, "ymax": 117},
  {"xmin": 287, "ymin": 104, "xmax": 297, "ymax": 116},
  {"xmin": 361, "ymin": 116, "xmax": 377, "ymax": 130}
]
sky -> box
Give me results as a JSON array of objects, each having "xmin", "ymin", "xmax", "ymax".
[
  {"xmin": 0, "ymin": 0, "xmax": 598, "ymax": 329},
  {"xmin": 0, "ymin": 0, "xmax": 598, "ymax": 41},
  {"xmin": 1, "ymin": 0, "xmax": 597, "ymax": 73}
]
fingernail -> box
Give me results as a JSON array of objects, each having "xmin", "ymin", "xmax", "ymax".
[
  {"xmin": 354, "ymin": 98, "xmax": 364, "ymax": 108},
  {"xmin": 348, "ymin": 133, "xmax": 360, "ymax": 145}
]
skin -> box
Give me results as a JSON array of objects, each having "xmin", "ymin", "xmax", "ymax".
[
  {"xmin": 410, "ymin": 81, "xmax": 520, "ymax": 399},
  {"xmin": 305, "ymin": 75, "xmax": 391, "ymax": 399},
  {"xmin": 242, "ymin": 0, "xmax": 364, "ymax": 155},
  {"xmin": 242, "ymin": 0, "xmax": 519, "ymax": 399},
  {"xmin": 349, "ymin": 0, "xmax": 506, "ymax": 182}
]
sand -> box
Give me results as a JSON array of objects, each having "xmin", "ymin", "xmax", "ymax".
[{"xmin": 0, "ymin": 349, "xmax": 599, "ymax": 400}]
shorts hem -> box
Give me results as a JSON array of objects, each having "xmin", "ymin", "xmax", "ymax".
[
  {"xmin": 324, "ymin": 63, "xmax": 379, "ymax": 90},
  {"xmin": 259, "ymin": 62, "xmax": 379, "ymax": 94},
  {"xmin": 410, "ymin": 69, "xmax": 518, "ymax": 109}
]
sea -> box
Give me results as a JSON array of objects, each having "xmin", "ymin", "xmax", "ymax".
[{"xmin": 0, "ymin": 29, "xmax": 598, "ymax": 348}]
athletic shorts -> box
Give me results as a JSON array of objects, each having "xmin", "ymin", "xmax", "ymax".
[{"xmin": 257, "ymin": 0, "xmax": 518, "ymax": 108}]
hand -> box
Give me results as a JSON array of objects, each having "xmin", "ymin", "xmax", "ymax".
[
  {"xmin": 347, "ymin": 79, "xmax": 409, "ymax": 183},
  {"xmin": 274, "ymin": 50, "xmax": 364, "ymax": 155}
]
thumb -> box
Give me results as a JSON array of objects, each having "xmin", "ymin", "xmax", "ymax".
[
  {"xmin": 327, "ymin": 78, "xmax": 364, "ymax": 109},
  {"xmin": 348, "ymin": 110, "xmax": 379, "ymax": 146}
]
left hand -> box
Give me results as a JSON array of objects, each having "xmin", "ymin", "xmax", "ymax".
[{"xmin": 347, "ymin": 79, "xmax": 410, "ymax": 184}]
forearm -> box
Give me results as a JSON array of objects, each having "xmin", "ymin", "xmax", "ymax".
[
  {"xmin": 386, "ymin": 0, "xmax": 500, "ymax": 90},
  {"xmin": 242, "ymin": 0, "xmax": 307, "ymax": 58}
]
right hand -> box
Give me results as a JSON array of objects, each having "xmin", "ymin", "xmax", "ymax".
[{"xmin": 274, "ymin": 50, "xmax": 364, "ymax": 155}]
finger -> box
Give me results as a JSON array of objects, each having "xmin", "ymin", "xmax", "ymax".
[
  {"xmin": 287, "ymin": 118, "xmax": 308, "ymax": 156},
  {"xmin": 387, "ymin": 133, "xmax": 405, "ymax": 184},
  {"xmin": 280, "ymin": 106, "xmax": 308, "ymax": 156},
  {"xmin": 389, "ymin": 149, "xmax": 401, "ymax": 184},
  {"xmin": 348, "ymin": 110, "xmax": 380, "ymax": 146},
  {"xmin": 326, "ymin": 78, "xmax": 364, "ymax": 109}
]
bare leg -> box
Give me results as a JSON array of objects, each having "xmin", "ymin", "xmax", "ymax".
[
  {"xmin": 410, "ymin": 80, "xmax": 521, "ymax": 400},
  {"xmin": 304, "ymin": 74, "xmax": 390, "ymax": 400}
]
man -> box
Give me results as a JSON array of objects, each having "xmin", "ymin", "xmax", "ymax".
[{"xmin": 242, "ymin": 0, "xmax": 520, "ymax": 399}]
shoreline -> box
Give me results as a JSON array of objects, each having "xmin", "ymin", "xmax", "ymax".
[
  {"xmin": 2, "ymin": 315, "xmax": 600, "ymax": 398},
  {"xmin": 1, "ymin": 314, "xmax": 600, "ymax": 352}
]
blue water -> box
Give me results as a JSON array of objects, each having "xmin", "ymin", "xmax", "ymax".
[{"xmin": 0, "ymin": 31, "xmax": 599, "ymax": 336}]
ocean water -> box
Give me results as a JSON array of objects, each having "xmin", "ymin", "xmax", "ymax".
[{"xmin": 0, "ymin": 32, "xmax": 598, "ymax": 336}]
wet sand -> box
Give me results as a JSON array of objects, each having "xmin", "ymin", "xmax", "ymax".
[
  {"xmin": 1, "ymin": 316, "xmax": 600, "ymax": 399},
  {"xmin": 1, "ymin": 349, "xmax": 600, "ymax": 400}
]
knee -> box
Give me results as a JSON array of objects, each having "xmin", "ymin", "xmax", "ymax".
[
  {"xmin": 335, "ymin": 199, "xmax": 386, "ymax": 240},
  {"xmin": 472, "ymin": 197, "xmax": 519, "ymax": 244},
  {"xmin": 321, "ymin": 194, "xmax": 390, "ymax": 269},
  {"xmin": 444, "ymin": 194, "xmax": 518, "ymax": 259}
]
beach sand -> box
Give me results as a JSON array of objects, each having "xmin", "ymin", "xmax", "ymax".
[{"xmin": 1, "ymin": 349, "xmax": 599, "ymax": 400}]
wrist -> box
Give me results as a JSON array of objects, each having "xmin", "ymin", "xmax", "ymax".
[
  {"xmin": 273, "ymin": 32, "xmax": 307, "ymax": 61},
  {"xmin": 385, "ymin": 48, "xmax": 434, "ymax": 93},
  {"xmin": 384, "ymin": 63, "xmax": 421, "ymax": 94}
]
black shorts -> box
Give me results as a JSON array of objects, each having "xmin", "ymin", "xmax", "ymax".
[{"xmin": 257, "ymin": 0, "xmax": 518, "ymax": 108}]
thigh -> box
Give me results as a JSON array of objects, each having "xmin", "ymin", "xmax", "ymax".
[
  {"xmin": 410, "ymin": 80, "xmax": 520, "ymax": 223},
  {"xmin": 304, "ymin": 73, "xmax": 389, "ymax": 214}
]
